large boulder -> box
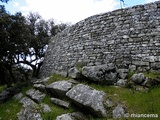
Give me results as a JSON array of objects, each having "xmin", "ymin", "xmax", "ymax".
[
  {"xmin": 46, "ymin": 80, "xmax": 74, "ymax": 98},
  {"xmin": 66, "ymin": 84, "xmax": 107, "ymax": 117},
  {"xmin": 82, "ymin": 64, "xmax": 117, "ymax": 84}
]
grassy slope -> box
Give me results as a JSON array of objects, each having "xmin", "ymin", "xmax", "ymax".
[
  {"xmin": 89, "ymin": 84, "xmax": 160, "ymax": 120},
  {"xmin": 0, "ymin": 73, "xmax": 160, "ymax": 120}
]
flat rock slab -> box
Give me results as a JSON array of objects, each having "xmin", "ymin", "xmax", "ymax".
[
  {"xmin": 18, "ymin": 97, "xmax": 42, "ymax": 120},
  {"xmin": 66, "ymin": 84, "xmax": 107, "ymax": 117},
  {"xmin": 46, "ymin": 80, "xmax": 74, "ymax": 98},
  {"xmin": 20, "ymin": 97, "xmax": 38, "ymax": 107},
  {"xmin": 56, "ymin": 112, "xmax": 87, "ymax": 120},
  {"xmin": 51, "ymin": 97, "xmax": 70, "ymax": 108},
  {"xmin": 26, "ymin": 89, "xmax": 46, "ymax": 103}
]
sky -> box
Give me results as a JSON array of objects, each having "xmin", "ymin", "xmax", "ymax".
[{"xmin": 0, "ymin": 0, "xmax": 159, "ymax": 24}]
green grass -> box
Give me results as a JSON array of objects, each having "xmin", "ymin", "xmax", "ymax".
[
  {"xmin": 0, "ymin": 98, "xmax": 22, "ymax": 120},
  {"xmin": 0, "ymin": 72, "xmax": 160, "ymax": 120},
  {"xmin": 88, "ymin": 83, "xmax": 160, "ymax": 120},
  {"xmin": 144, "ymin": 72, "xmax": 160, "ymax": 79},
  {"xmin": 0, "ymin": 85, "xmax": 33, "ymax": 120},
  {"xmin": 41, "ymin": 95, "xmax": 75, "ymax": 120},
  {"xmin": 46, "ymin": 74, "xmax": 160, "ymax": 120},
  {"xmin": 47, "ymin": 73, "xmax": 71, "ymax": 85}
]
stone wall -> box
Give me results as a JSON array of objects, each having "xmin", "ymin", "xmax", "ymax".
[{"xmin": 40, "ymin": 1, "xmax": 160, "ymax": 78}]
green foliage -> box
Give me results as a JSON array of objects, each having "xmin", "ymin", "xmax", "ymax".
[
  {"xmin": 0, "ymin": 0, "xmax": 9, "ymax": 3},
  {"xmin": 0, "ymin": 7, "xmax": 69, "ymax": 85}
]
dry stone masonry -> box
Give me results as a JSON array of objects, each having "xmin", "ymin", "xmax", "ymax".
[{"xmin": 41, "ymin": 1, "xmax": 160, "ymax": 78}]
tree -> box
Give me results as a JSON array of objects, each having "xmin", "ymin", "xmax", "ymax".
[
  {"xmin": 0, "ymin": 0, "xmax": 10, "ymax": 3},
  {"xmin": 0, "ymin": 9, "xmax": 69, "ymax": 86},
  {"xmin": 0, "ymin": 7, "xmax": 28, "ymax": 86},
  {"xmin": 18, "ymin": 12, "xmax": 51, "ymax": 78},
  {"xmin": 49, "ymin": 20, "xmax": 69, "ymax": 36},
  {"xmin": 18, "ymin": 12, "xmax": 69, "ymax": 78}
]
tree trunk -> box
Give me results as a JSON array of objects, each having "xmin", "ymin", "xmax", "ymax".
[
  {"xmin": 8, "ymin": 66, "xmax": 16, "ymax": 83},
  {"xmin": 35, "ymin": 62, "xmax": 43, "ymax": 78}
]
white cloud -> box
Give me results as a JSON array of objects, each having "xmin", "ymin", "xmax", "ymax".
[
  {"xmin": 13, "ymin": 2, "xmax": 19, "ymax": 7},
  {"xmin": 145, "ymin": 0, "xmax": 159, "ymax": 3},
  {"xmin": 18, "ymin": 0, "xmax": 118, "ymax": 24}
]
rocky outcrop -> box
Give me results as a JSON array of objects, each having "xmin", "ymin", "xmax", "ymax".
[
  {"xmin": 66, "ymin": 84, "xmax": 107, "ymax": 117},
  {"xmin": 16, "ymin": 68, "xmax": 160, "ymax": 119},
  {"xmin": 82, "ymin": 64, "xmax": 117, "ymax": 84}
]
